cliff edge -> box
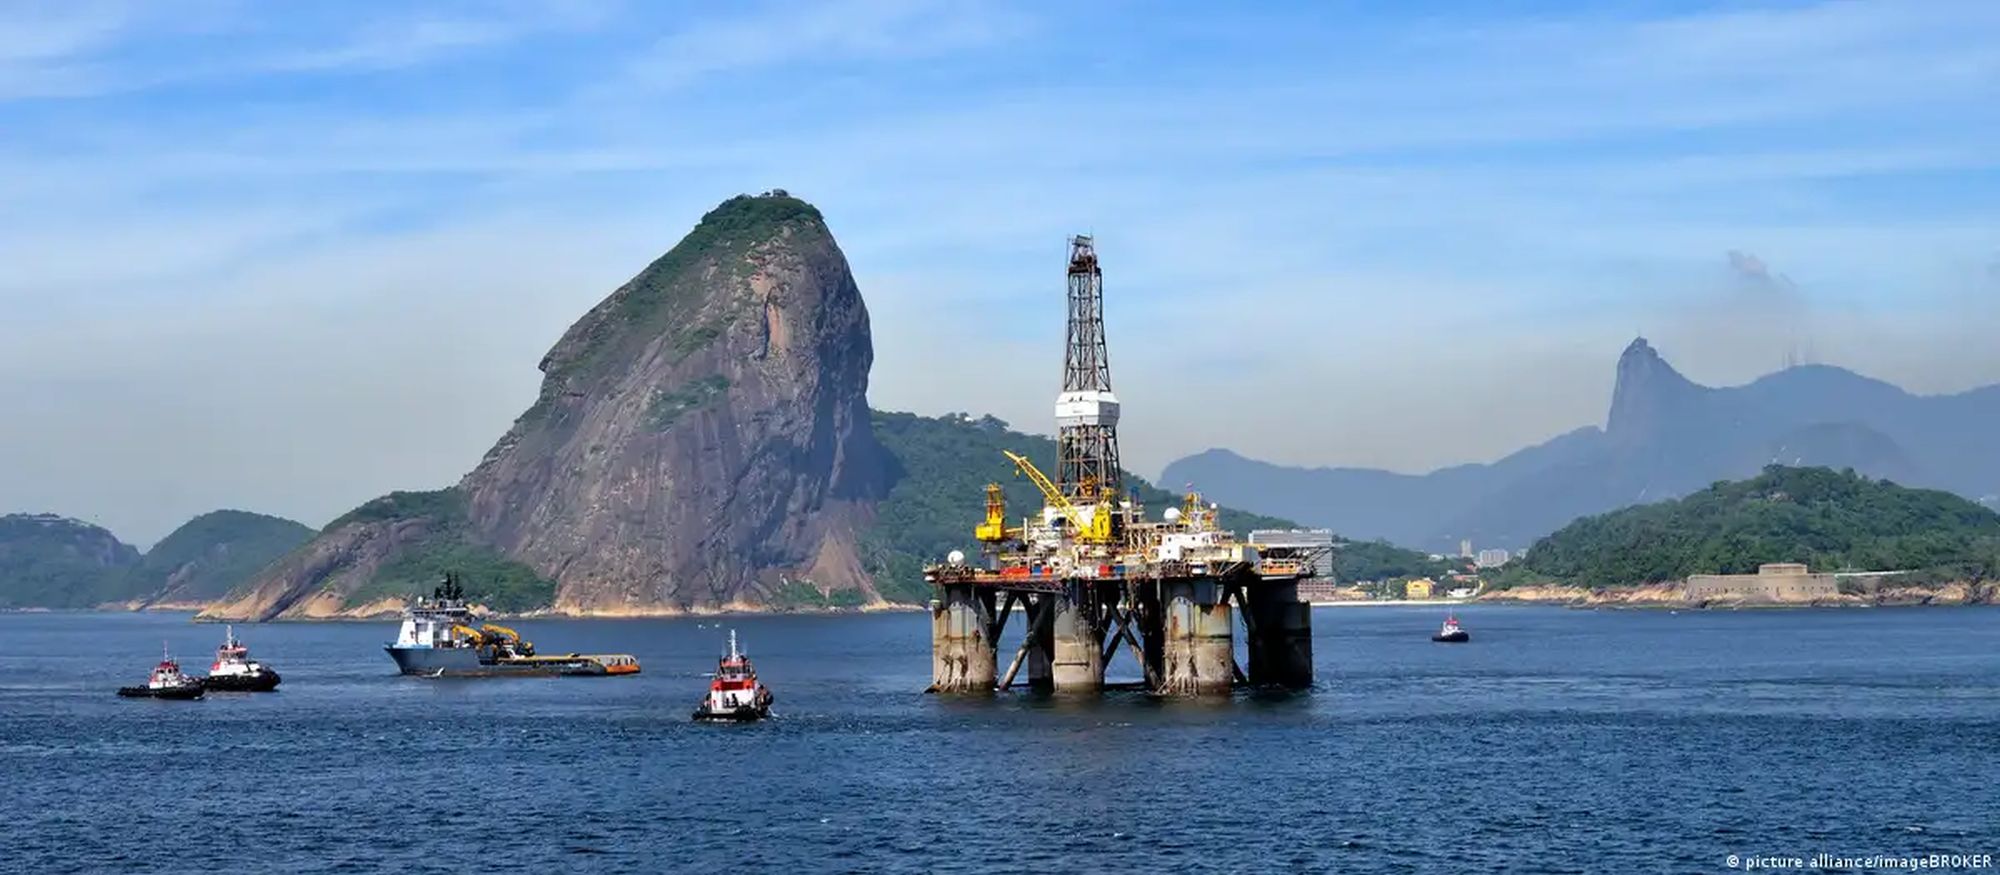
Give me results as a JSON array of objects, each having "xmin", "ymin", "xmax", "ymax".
[
  {"xmin": 204, "ymin": 192, "xmax": 889, "ymax": 619},
  {"xmin": 459, "ymin": 192, "xmax": 887, "ymax": 612}
]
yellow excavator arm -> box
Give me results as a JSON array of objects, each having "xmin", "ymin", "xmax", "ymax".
[{"xmin": 479, "ymin": 623, "xmax": 533, "ymax": 655}]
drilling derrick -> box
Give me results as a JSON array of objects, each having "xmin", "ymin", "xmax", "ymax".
[
  {"xmin": 922, "ymin": 233, "xmax": 1318, "ymax": 698},
  {"xmin": 1055, "ymin": 236, "xmax": 1122, "ymax": 505}
]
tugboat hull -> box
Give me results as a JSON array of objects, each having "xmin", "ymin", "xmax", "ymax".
[
  {"xmin": 117, "ymin": 684, "xmax": 205, "ymax": 700},
  {"xmin": 1431, "ymin": 631, "xmax": 1471, "ymax": 643},
  {"xmin": 693, "ymin": 689, "xmax": 774, "ymax": 722},
  {"xmin": 693, "ymin": 698, "xmax": 773, "ymax": 722},
  {"xmin": 203, "ymin": 671, "xmax": 282, "ymax": 692},
  {"xmin": 692, "ymin": 706, "xmax": 770, "ymax": 722}
]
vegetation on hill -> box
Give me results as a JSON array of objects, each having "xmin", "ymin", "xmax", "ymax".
[
  {"xmin": 132, "ymin": 510, "xmax": 314, "ymax": 603},
  {"xmin": 1514, "ymin": 466, "xmax": 2000, "ymax": 587},
  {"xmin": 335, "ymin": 489, "xmax": 559, "ymax": 612},
  {"xmin": 857, "ymin": 411, "xmax": 1433, "ymax": 603},
  {"xmin": 0, "ymin": 514, "xmax": 143, "ymax": 609},
  {"xmin": 771, "ymin": 577, "xmax": 870, "ymax": 610},
  {"xmin": 551, "ymin": 191, "xmax": 827, "ymax": 386},
  {"xmin": 197, "ymin": 407, "xmax": 1435, "ymax": 615},
  {"xmin": 1334, "ymin": 539, "xmax": 1453, "ymax": 582}
]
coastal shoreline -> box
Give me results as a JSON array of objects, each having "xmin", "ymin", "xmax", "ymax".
[
  {"xmin": 15, "ymin": 585, "xmax": 1998, "ymax": 620},
  {"xmin": 1471, "ymin": 580, "xmax": 2000, "ymax": 609},
  {"xmin": 184, "ymin": 602, "xmax": 932, "ymax": 622}
]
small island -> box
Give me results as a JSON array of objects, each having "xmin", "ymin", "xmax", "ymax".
[{"xmin": 1479, "ymin": 465, "xmax": 2000, "ymax": 607}]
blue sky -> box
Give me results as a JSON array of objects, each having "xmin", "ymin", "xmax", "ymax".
[{"xmin": 3, "ymin": 0, "xmax": 1998, "ymax": 543}]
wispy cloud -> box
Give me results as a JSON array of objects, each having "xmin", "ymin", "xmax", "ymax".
[
  {"xmin": 0, "ymin": 1, "xmax": 613, "ymax": 100},
  {"xmin": 624, "ymin": 0, "xmax": 1024, "ymax": 89},
  {"xmin": 0, "ymin": 2, "xmax": 136, "ymax": 63}
]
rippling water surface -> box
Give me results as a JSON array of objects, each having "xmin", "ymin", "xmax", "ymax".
[{"xmin": 5, "ymin": 606, "xmax": 1998, "ymax": 873}]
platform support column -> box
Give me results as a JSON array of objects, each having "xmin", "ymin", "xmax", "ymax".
[
  {"xmin": 928, "ymin": 583, "xmax": 996, "ymax": 693},
  {"xmin": 1157, "ymin": 578, "xmax": 1233, "ymax": 695},
  {"xmin": 1245, "ymin": 580, "xmax": 1314, "ymax": 689},
  {"xmin": 1022, "ymin": 593, "xmax": 1057, "ymax": 691},
  {"xmin": 1051, "ymin": 584, "xmax": 1106, "ymax": 693}
]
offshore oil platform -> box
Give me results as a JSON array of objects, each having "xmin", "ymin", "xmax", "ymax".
[{"xmin": 924, "ymin": 236, "xmax": 1327, "ymax": 696}]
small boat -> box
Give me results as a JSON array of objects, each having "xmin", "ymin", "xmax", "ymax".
[
  {"xmin": 202, "ymin": 625, "xmax": 282, "ymax": 692},
  {"xmin": 692, "ymin": 630, "xmax": 773, "ymax": 722},
  {"xmin": 1432, "ymin": 615, "xmax": 1470, "ymax": 643},
  {"xmin": 117, "ymin": 646, "xmax": 206, "ymax": 699}
]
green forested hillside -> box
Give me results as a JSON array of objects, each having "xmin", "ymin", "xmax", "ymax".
[
  {"xmin": 1518, "ymin": 466, "xmax": 2000, "ymax": 586},
  {"xmin": 1333, "ymin": 540, "xmax": 1453, "ymax": 582},
  {"xmin": 185, "ymin": 409, "xmax": 1430, "ymax": 613},
  {"xmin": 860, "ymin": 411, "xmax": 1429, "ymax": 601},
  {"xmin": 335, "ymin": 489, "xmax": 560, "ymax": 613},
  {"xmin": 0, "ymin": 514, "xmax": 143, "ymax": 609},
  {"xmin": 131, "ymin": 510, "xmax": 314, "ymax": 604}
]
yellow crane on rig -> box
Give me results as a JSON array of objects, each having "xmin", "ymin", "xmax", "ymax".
[
  {"xmin": 974, "ymin": 483, "xmax": 1012, "ymax": 543},
  {"xmin": 1000, "ymin": 451, "xmax": 1115, "ymax": 543}
]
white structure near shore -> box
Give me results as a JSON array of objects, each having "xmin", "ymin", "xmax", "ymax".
[{"xmin": 1685, "ymin": 563, "xmax": 1835, "ymax": 601}]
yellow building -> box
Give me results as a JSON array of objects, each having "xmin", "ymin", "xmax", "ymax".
[{"xmin": 1405, "ymin": 578, "xmax": 1435, "ymax": 600}]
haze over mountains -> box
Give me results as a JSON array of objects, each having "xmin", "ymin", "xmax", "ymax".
[{"xmin": 1164, "ymin": 339, "xmax": 2000, "ymax": 554}]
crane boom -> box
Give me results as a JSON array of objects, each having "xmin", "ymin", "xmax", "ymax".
[
  {"xmin": 480, "ymin": 623, "xmax": 534, "ymax": 656},
  {"xmin": 1003, "ymin": 450, "xmax": 1112, "ymax": 542}
]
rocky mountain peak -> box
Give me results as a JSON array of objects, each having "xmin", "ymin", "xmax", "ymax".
[
  {"xmin": 459, "ymin": 190, "xmax": 889, "ymax": 612},
  {"xmin": 1607, "ymin": 336, "xmax": 1703, "ymax": 438}
]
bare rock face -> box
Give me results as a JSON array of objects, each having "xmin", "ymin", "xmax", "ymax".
[
  {"xmin": 458, "ymin": 193, "xmax": 888, "ymax": 612},
  {"xmin": 197, "ymin": 515, "xmax": 441, "ymax": 621},
  {"xmin": 131, "ymin": 510, "xmax": 315, "ymax": 610},
  {"xmin": 201, "ymin": 192, "xmax": 891, "ymax": 619}
]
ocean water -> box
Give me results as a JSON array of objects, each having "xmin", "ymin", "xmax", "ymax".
[{"xmin": 3, "ymin": 605, "xmax": 1997, "ymax": 873}]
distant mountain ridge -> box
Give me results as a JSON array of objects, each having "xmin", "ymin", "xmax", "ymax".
[
  {"xmin": 0, "ymin": 514, "xmax": 142, "ymax": 609},
  {"xmin": 0, "ymin": 510, "xmax": 310, "ymax": 610},
  {"xmin": 127, "ymin": 511, "xmax": 315, "ymax": 608},
  {"xmin": 1163, "ymin": 339, "xmax": 2000, "ymax": 553}
]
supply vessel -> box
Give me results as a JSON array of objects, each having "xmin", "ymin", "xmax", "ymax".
[{"xmin": 384, "ymin": 574, "xmax": 640, "ymax": 677}]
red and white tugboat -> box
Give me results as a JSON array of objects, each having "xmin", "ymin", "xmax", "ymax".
[
  {"xmin": 117, "ymin": 645, "xmax": 206, "ymax": 700},
  {"xmin": 692, "ymin": 630, "xmax": 773, "ymax": 722},
  {"xmin": 1432, "ymin": 614, "xmax": 1471, "ymax": 643},
  {"xmin": 202, "ymin": 625, "xmax": 282, "ymax": 692}
]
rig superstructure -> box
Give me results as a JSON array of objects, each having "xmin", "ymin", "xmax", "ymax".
[{"xmin": 923, "ymin": 236, "xmax": 1326, "ymax": 696}]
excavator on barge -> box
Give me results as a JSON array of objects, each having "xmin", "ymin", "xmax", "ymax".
[{"xmin": 384, "ymin": 574, "xmax": 640, "ymax": 677}]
